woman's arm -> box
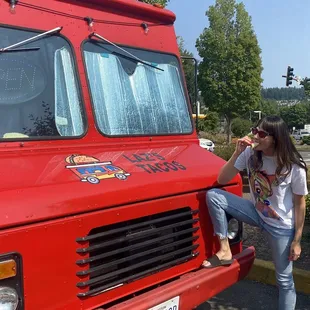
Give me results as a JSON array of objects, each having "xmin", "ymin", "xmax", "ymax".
[
  {"xmin": 217, "ymin": 152, "xmax": 240, "ymax": 184},
  {"xmin": 217, "ymin": 137, "xmax": 252, "ymax": 185},
  {"xmin": 290, "ymin": 194, "xmax": 306, "ymax": 261}
]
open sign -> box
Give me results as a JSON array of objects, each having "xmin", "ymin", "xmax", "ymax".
[{"xmin": 0, "ymin": 56, "xmax": 46, "ymax": 104}]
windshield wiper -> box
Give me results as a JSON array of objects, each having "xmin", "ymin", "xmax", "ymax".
[
  {"xmin": 0, "ymin": 47, "xmax": 40, "ymax": 53},
  {"xmin": 0, "ymin": 27, "xmax": 62, "ymax": 53},
  {"xmin": 89, "ymin": 32, "xmax": 164, "ymax": 72}
]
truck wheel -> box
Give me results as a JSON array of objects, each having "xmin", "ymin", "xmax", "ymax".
[
  {"xmin": 86, "ymin": 176, "xmax": 100, "ymax": 184},
  {"xmin": 115, "ymin": 173, "xmax": 127, "ymax": 180}
]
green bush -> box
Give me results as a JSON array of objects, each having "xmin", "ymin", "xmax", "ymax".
[
  {"xmin": 306, "ymin": 171, "xmax": 309, "ymax": 222},
  {"xmin": 199, "ymin": 132, "xmax": 227, "ymax": 145},
  {"xmin": 214, "ymin": 144, "xmax": 236, "ymax": 161},
  {"xmin": 290, "ymin": 135, "xmax": 298, "ymax": 145},
  {"xmin": 139, "ymin": 0, "xmax": 169, "ymax": 6},
  {"xmin": 197, "ymin": 112, "xmax": 220, "ymax": 133},
  {"xmin": 231, "ymin": 118, "xmax": 252, "ymax": 138},
  {"xmin": 302, "ymin": 136, "xmax": 310, "ymax": 145},
  {"xmin": 306, "ymin": 194, "xmax": 310, "ymax": 222}
]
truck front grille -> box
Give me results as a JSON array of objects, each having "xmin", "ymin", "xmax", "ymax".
[{"xmin": 76, "ymin": 207, "xmax": 199, "ymax": 297}]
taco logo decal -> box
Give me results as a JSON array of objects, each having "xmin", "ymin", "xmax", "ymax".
[{"xmin": 65, "ymin": 155, "xmax": 130, "ymax": 184}]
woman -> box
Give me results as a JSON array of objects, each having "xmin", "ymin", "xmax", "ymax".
[{"xmin": 203, "ymin": 115, "xmax": 308, "ymax": 310}]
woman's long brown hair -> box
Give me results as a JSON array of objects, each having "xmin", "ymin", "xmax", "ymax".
[{"xmin": 253, "ymin": 115, "xmax": 307, "ymax": 183}]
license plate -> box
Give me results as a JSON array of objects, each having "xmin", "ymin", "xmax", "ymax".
[{"xmin": 148, "ymin": 296, "xmax": 180, "ymax": 310}]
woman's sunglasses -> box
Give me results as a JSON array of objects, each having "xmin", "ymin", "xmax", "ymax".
[{"xmin": 251, "ymin": 127, "xmax": 270, "ymax": 138}]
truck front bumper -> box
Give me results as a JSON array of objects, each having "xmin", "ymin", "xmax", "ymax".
[{"xmin": 102, "ymin": 246, "xmax": 255, "ymax": 310}]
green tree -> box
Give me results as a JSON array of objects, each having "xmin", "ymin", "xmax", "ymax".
[
  {"xmin": 197, "ymin": 111, "xmax": 220, "ymax": 133},
  {"xmin": 231, "ymin": 118, "xmax": 252, "ymax": 137},
  {"xmin": 304, "ymin": 85, "xmax": 310, "ymax": 99},
  {"xmin": 301, "ymin": 79, "xmax": 310, "ymax": 99},
  {"xmin": 261, "ymin": 87, "xmax": 305, "ymax": 101},
  {"xmin": 300, "ymin": 101, "xmax": 310, "ymax": 124},
  {"xmin": 138, "ymin": 0, "xmax": 169, "ymax": 6},
  {"xmin": 196, "ymin": 0, "xmax": 263, "ymax": 143},
  {"xmin": 261, "ymin": 99, "xmax": 279, "ymax": 116},
  {"xmin": 178, "ymin": 37, "xmax": 196, "ymax": 104},
  {"xmin": 280, "ymin": 104, "xmax": 308, "ymax": 129}
]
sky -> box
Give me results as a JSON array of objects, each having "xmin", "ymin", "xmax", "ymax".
[{"xmin": 167, "ymin": 0, "xmax": 310, "ymax": 88}]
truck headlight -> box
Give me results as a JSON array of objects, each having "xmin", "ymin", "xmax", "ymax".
[
  {"xmin": 227, "ymin": 218, "xmax": 240, "ymax": 240},
  {"xmin": 0, "ymin": 287, "xmax": 19, "ymax": 310},
  {"xmin": 0, "ymin": 253, "xmax": 23, "ymax": 310}
]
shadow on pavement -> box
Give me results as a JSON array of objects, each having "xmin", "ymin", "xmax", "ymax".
[{"xmin": 196, "ymin": 280, "xmax": 309, "ymax": 310}]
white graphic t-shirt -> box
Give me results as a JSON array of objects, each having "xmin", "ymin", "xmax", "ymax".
[{"xmin": 234, "ymin": 147, "xmax": 308, "ymax": 229}]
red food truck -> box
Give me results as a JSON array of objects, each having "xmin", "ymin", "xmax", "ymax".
[{"xmin": 0, "ymin": 0, "xmax": 255, "ymax": 309}]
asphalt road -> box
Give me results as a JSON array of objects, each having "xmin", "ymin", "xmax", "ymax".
[
  {"xmin": 300, "ymin": 151, "xmax": 310, "ymax": 164},
  {"xmin": 196, "ymin": 280, "xmax": 310, "ymax": 310}
]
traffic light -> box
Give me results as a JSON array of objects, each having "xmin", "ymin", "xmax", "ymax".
[{"xmin": 286, "ymin": 66, "xmax": 294, "ymax": 86}]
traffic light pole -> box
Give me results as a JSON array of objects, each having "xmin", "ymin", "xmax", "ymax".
[{"xmin": 282, "ymin": 66, "xmax": 310, "ymax": 96}]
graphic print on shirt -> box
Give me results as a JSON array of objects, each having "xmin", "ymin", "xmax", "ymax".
[{"xmin": 248, "ymin": 156, "xmax": 284, "ymax": 221}]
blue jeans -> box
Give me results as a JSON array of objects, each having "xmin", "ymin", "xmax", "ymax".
[{"xmin": 206, "ymin": 188, "xmax": 296, "ymax": 310}]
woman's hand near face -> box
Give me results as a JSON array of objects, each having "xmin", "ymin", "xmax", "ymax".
[{"xmin": 235, "ymin": 136, "xmax": 252, "ymax": 156}]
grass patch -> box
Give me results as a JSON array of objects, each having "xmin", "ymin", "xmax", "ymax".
[
  {"xmin": 199, "ymin": 132, "xmax": 227, "ymax": 145},
  {"xmin": 296, "ymin": 145, "xmax": 310, "ymax": 151},
  {"xmin": 213, "ymin": 144, "xmax": 236, "ymax": 161}
]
